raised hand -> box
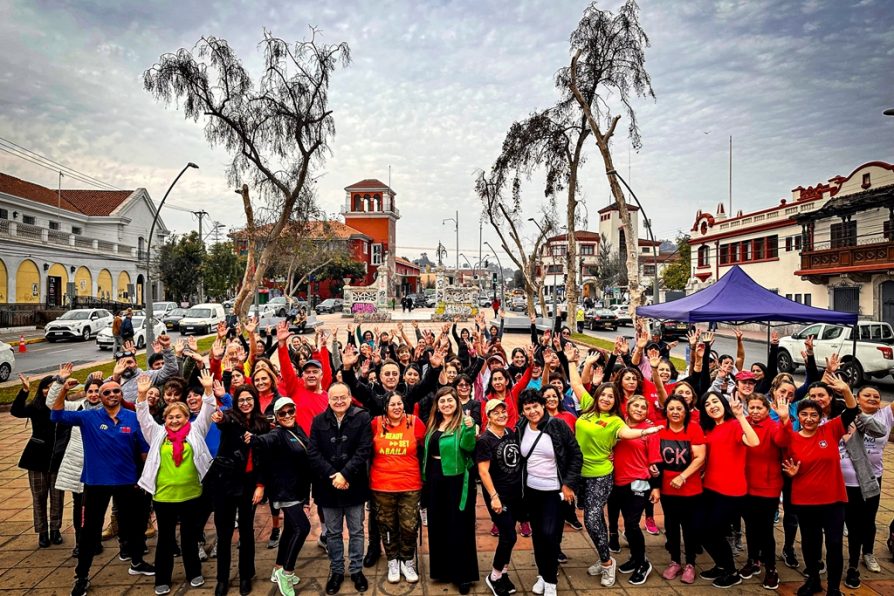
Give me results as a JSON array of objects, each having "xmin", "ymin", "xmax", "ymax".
[
  {"xmin": 782, "ymin": 458, "xmax": 800, "ymax": 478},
  {"xmin": 217, "ymin": 321, "xmax": 227, "ymax": 338},
  {"xmin": 823, "ymin": 369, "xmax": 849, "ymax": 393},
  {"xmin": 770, "ymin": 330, "xmax": 779, "ymax": 345},
  {"xmin": 136, "ymin": 374, "xmax": 153, "ymax": 401},
  {"xmin": 88, "ymin": 370, "xmax": 104, "ymax": 381},
  {"xmin": 174, "ymin": 338, "xmax": 186, "ymax": 357},
  {"xmin": 734, "ymin": 329, "xmax": 744, "ymax": 341},
  {"xmin": 702, "ymin": 330, "xmax": 715, "ymax": 345},
  {"xmin": 212, "ymin": 379, "xmax": 226, "ymax": 399},
  {"xmin": 563, "ymin": 341, "xmax": 578, "ymax": 363},
  {"xmin": 729, "ymin": 394, "xmax": 745, "ymax": 418},
  {"xmin": 647, "ymin": 348, "xmax": 661, "ymax": 368},
  {"xmin": 19, "ymin": 373, "xmax": 30, "ymax": 391},
  {"xmin": 616, "ymin": 337, "xmax": 630, "ymax": 355},
  {"xmin": 199, "ymin": 368, "xmax": 214, "ymax": 391},
  {"xmin": 244, "ymin": 317, "xmax": 258, "ymax": 335},
  {"xmin": 341, "ymin": 344, "xmax": 359, "ymax": 368},
  {"xmin": 157, "ymin": 333, "xmax": 171, "ymax": 350},
  {"xmin": 687, "ymin": 328, "xmax": 700, "ymax": 346},
  {"xmin": 211, "ymin": 338, "xmax": 226, "ymax": 359},
  {"xmin": 151, "ymin": 338, "xmax": 162, "ymax": 354},
  {"xmin": 276, "ymin": 320, "xmax": 291, "ymax": 344},
  {"xmin": 826, "ymin": 353, "xmax": 840, "ymax": 374},
  {"xmin": 187, "ymin": 336, "xmax": 198, "ymax": 352},
  {"xmin": 804, "ymin": 335, "xmax": 814, "ymax": 353},
  {"xmin": 123, "ymin": 340, "xmax": 136, "ymax": 353},
  {"xmin": 772, "ymin": 394, "xmax": 790, "ymax": 420},
  {"xmin": 59, "ymin": 362, "xmax": 74, "ymax": 381}
]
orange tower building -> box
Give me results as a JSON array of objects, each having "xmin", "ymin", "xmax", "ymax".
[{"xmin": 342, "ymin": 179, "xmax": 400, "ymax": 286}]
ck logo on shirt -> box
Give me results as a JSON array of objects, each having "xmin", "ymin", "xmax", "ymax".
[
  {"xmin": 99, "ymin": 424, "xmax": 109, "ymax": 430},
  {"xmin": 818, "ymin": 440, "xmax": 828, "ymax": 448}
]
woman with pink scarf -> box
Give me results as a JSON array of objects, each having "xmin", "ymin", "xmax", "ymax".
[{"xmin": 136, "ymin": 369, "xmax": 218, "ymax": 595}]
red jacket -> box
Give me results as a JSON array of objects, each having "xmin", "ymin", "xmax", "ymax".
[
  {"xmin": 745, "ymin": 417, "xmax": 785, "ymax": 498},
  {"xmin": 482, "ymin": 365, "xmax": 532, "ymax": 430}
]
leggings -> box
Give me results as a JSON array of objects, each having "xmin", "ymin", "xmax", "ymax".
[
  {"xmin": 701, "ymin": 489, "xmax": 743, "ymax": 572},
  {"xmin": 744, "ymin": 494, "xmax": 778, "ymax": 568},
  {"xmin": 484, "ymin": 492, "xmax": 521, "ymax": 571},
  {"xmin": 524, "ymin": 488, "xmax": 563, "ymax": 584},
  {"xmin": 845, "ymin": 480, "xmax": 882, "ymax": 567},
  {"xmin": 782, "ymin": 477, "xmax": 798, "ymax": 551},
  {"xmin": 797, "ymin": 502, "xmax": 845, "ymax": 591},
  {"xmin": 154, "ymin": 498, "xmax": 202, "ymax": 587},
  {"xmin": 277, "ymin": 503, "xmax": 311, "ymax": 572},
  {"xmin": 582, "ymin": 474, "xmax": 614, "ymax": 563},
  {"xmin": 213, "ymin": 489, "xmax": 258, "ymax": 583},
  {"xmin": 661, "ymin": 494, "xmax": 700, "ymax": 565},
  {"xmin": 609, "ymin": 483, "xmax": 647, "ymax": 564}
]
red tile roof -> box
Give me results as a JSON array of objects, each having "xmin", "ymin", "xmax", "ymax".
[
  {"xmin": 230, "ymin": 220, "xmax": 371, "ymax": 241},
  {"xmin": 0, "ymin": 172, "xmax": 133, "ymax": 215},
  {"xmin": 546, "ymin": 230, "xmax": 602, "ymax": 242},
  {"xmin": 395, "ymin": 256, "xmax": 420, "ymax": 271},
  {"xmin": 344, "ymin": 179, "xmax": 394, "ymax": 193}
]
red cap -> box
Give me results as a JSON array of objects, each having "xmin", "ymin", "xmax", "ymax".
[{"xmin": 735, "ymin": 370, "xmax": 756, "ymax": 383}]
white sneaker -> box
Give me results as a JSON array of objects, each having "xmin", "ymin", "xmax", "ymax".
[
  {"xmin": 189, "ymin": 576, "xmax": 205, "ymax": 588},
  {"xmin": 864, "ymin": 553, "xmax": 881, "ymax": 572},
  {"xmin": 600, "ymin": 558, "xmax": 617, "ymax": 587},
  {"xmin": 387, "ymin": 559, "xmax": 400, "ymax": 583},
  {"xmin": 420, "ymin": 508, "xmax": 428, "ymax": 527},
  {"xmin": 532, "ymin": 575, "xmax": 545, "ymax": 595},
  {"xmin": 271, "ymin": 567, "xmax": 278, "ymax": 583},
  {"xmin": 543, "ymin": 582, "xmax": 557, "ymax": 596},
  {"xmin": 197, "ymin": 545, "xmax": 208, "ymax": 562},
  {"xmin": 400, "ymin": 559, "xmax": 419, "ymax": 583},
  {"xmin": 587, "ymin": 563, "xmax": 604, "ymax": 576}
]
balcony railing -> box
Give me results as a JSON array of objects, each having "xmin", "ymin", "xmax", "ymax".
[
  {"xmin": 800, "ymin": 239, "xmax": 894, "ymax": 271},
  {"xmin": 0, "ymin": 221, "xmax": 139, "ymax": 259}
]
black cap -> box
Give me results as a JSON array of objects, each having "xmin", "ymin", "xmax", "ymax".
[{"xmin": 302, "ymin": 359, "xmax": 322, "ymax": 371}]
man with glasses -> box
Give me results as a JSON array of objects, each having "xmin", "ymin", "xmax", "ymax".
[
  {"xmin": 51, "ymin": 379, "xmax": 154, "ymax": 596},
  {"xmin": 110, "ymin": 334, "xmax": 178, "ymax": 404}
]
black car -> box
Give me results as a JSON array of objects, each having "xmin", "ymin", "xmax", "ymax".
[
  {"xmin": 659, "ymin": 320, "xmax": 690, "ymax": 339},
  {"xmin": 315, "ymin": 299, "xmax": 344, "ymax": 314},
  {"xmin": 586, "ymin": 308, "xmax": 618, "ymax": 331},
  {"xmin": 161, "ymin": 308, "xmax": 188, "ymax": 331}
]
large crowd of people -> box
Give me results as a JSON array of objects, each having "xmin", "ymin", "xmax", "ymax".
[{"xmin": 9, "ymin": 311, "xmax": 894, "ymax": 596}]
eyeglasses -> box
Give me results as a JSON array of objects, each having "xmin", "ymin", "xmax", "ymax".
[
  {"xmin": 237, "ymin": 397, "xmax": 254, "ymax": 404},
  {"xmin": 329, "ymin": 396, "xmax": 349, "ymax": 403},
  {"xmin": 276, "ymin": 408, "xmax": 296, "ymax": 418},
  {"xmin": 101, "ymin": 388, "xmax": 122, "ymax": 396},
  {"xmin": 115, "ymin": 351, "xmax": 136, "ymax": 360}
]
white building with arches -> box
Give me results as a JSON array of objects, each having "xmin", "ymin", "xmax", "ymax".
[{"xmin": 0, "ymin": 172, "xmax": 167, "ymax": 316}]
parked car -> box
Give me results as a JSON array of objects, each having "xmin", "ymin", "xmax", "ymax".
[
  {"xmin": 161, "ymin": 308, "xmax": 188, "ymax": 331},
  {"xmin": 509, "ymin": 296, "xmax": 526, "ymax": 312},
  {"xmin": 248, "ymin": 303, "xmax": 277, "ymax": 320},
  {"xmin": 0, "ymin": 341, "xmax": 14, "ymax": 382},
  {"xmin": 777, "ymin": 321, "xmax": 894, "ymax": 385},
  {"xmin": 45, "ymin": 308, "xmax": 114, "ymax": 342},
  {"xmin": 179, "ymin": 303, "xmax": 227, "ymax": 336},
  {"xmin": 266, "ymin": 297, "xmax": 292, "ymax": 317},
  {"xmin": 315, "ymin": 298, "xmax": 344, "ymax": 314},
  {"xmin": 611, "ymin": 305, "xmax": 633, "ymax": 327},
  {"xmin": 408, "ymin": 294, "xmax": 427, "ymax": 308},
  {"xmin": 659, "ymin": 320, "xmax": 690, "ymax": 340},
  {"xmin": 586, "ymin": 308, "xmax": 618, "ymax": 331},
  {"xmin": 152, "ymin": 301, "xmax": 179, "ymax": 316},
  {"xmin": 425, "ymin": 295, "xmax": 437, "ymax": 308},
  {"xmin": 478, "ymin": 294, "xmax": 493, "ymax": 308},
  {"xmin": 96, "ymin": 316, "xmax": 165, "ymax": 350}
]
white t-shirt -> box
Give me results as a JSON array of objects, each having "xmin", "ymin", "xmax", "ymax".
[
  {"xmin": 520, "ymin": 424, "xmax": 560, "ymax": 491},
  {"xmin": 839, "ymin": 407, "xmax": 894, "ymax": 486}
]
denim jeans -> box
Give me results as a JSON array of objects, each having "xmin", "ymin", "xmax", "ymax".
[{"xmin": 322, "ymin": 504, "xmax": 366, "ymax": 574}]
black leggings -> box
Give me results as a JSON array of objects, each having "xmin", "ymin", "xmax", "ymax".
[
  {"xmin": 582, "ymin": 475, "xmax": 613, "ymax": 563},
  {"xmin": 277, "ymin": 503, "xmax": 311, "ymax": 572},
  {"xmin": 609, "ymin": 484, "xmax": 647, "ymax": 564},
  {"xmin": 485, "ymin": 493, "xmax": 521, "ymax": 571},
  {"xmin": 524, "ymin": 488, "xmax": 563, "ymax": 585},
  {"xmin": 154, "ymin": 498, "xmax": 202, "ymax": 586},
  {"xmin": 845, "ymin": 480, "xmax": 882, "ymax": 567},
  {"xmin": 701, "ymin": 490, "xmax": 743, "ymax": 572},
  {"xmin": 744, "ymin": 494, "xmax": 778, "ymax": 568},
  {"xmin": 213, "ymin": 488, "xmax": 258, "ymax": 583},
  {"xmin": 797, "ymin": 502, "xmax": 845, "ymax": 591},
  {"xmin": 661, "ymin": 494, "xmax": 700, "ymax": 565},
  {"xmin": 782, "ymin": 477, "xmax": 798, "ymax": 551}
]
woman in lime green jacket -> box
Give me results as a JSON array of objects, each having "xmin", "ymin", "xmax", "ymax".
[{"xmin": 423, "ymin": 386, "xmax": 478, "ymax": 594}]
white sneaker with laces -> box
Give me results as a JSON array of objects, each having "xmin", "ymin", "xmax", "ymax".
[
  {"xmin": 387, "ymin": 559, "xmax": 400, "ymax": 583},
  {"xmin": 543, "ymin": 582, "xmax": 557, "ymax": 596},
  {"xmin": 532, "ymin": 575, "xmax": 545, "ymax": 595},
  {"xmin": 400, "ymin": 559, "xmax": 419, "ymax": 583},
  {"xmin": 864, "ymin": 553, "xmax": 881, "ymax": 573},
  {"xmin": 198, "ymin": 545, "xmax": 208, "ymax": 562},
  {"xmin": 600, "ymin": 558, "xmax": 617, "ymax": 587},
  {"xmin": 587, "ymin": 563, "xmax": 604, "ymax": 576}
]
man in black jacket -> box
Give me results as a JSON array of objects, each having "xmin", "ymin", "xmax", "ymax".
[{"xmin": 308, "ymin": 382, "xmax": 373, "ymax": 594}]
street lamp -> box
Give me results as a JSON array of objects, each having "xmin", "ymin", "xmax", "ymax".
[
  {"xmin": 145, "ymin": 162, "xmax": 199, "ymax": 357},
  {"xmin": 605, "ymin": 169, "xmax": 660, "ymax": 303},
  {"xmin": 884, "ymin": 108, "xmax": 894, "ymax": 116},
  {"xmin": 442, "ymin": 211, "xmax": 459, "ymax": 281},
  {"xmin": 459, "ymin": 253, "xmax": 475, "ymax": 284},
  {"xmin": 483, "ymin": 241, "xmax": 505, "ymax": 304}
]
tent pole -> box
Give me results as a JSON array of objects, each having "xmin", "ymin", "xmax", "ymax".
[{"xmin": 767, "ymin": 323, "xmax": 771, "ymax": 361}]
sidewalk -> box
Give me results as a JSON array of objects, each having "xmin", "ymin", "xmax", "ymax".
[{"xmin": 0, "ymin": 327, "xmax": 45, "ymax": 346}]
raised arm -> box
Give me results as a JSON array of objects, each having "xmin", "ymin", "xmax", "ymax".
[
  {"xmin": 735, "ymin": 329, "xmax": 745, "ymax": 372},
  {"xmin": 135, "ymin": 374, "xmax": 163, "ymax": 445},
  {"xmin": 730, "ymin": 395, "xmax": 760, "ymax": 447}
]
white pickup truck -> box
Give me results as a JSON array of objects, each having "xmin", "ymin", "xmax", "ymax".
[{"xmin": 777, "ymin": 321, "xmax": 894, "ymax": 386}]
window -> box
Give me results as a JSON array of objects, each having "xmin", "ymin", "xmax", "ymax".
[
  {"xmin": 803, "ymin": 293, "xmax": 811, "ymax": 306},
  {"xmin": 767, "ymin": 235, "xmax": 778, "ymax": 258},
  {"xmin": 580, "ymin": 244, "xmax": 595, "ymax": 256},
  {"xmin": 697, "ymin": 245, "xmax": 710, "ymax": 267},
  {"xmin": 719, "ymin": 244, "xmax": 730, "ymax": 265},
  {"xmin": 741, "ymin": 241, "xmax": 750, "ymax": 262},
  {"xmin": 23, "ymin": 214, "xmax": 35, "ymax": 225},
  {"xmin": 862, "ymin": 173, "xmax": 871, "ymax": 189},
  {"xmin": 885, "ymin": 220, "xmax": 892, "ymax": 241},
  {"xmin": 362, "ymin": 241, "xmax": 368, "ymax": 254},
  {"xmin": 794, "ymin": 294, "xmax": 802, "ymax": 304},
  {"xmin": 551, "ymin": 245, "xmax": 567, "ymax": 257},
  {"xmin": 754, "ymin": 238, "xmax": 764, "ymax": 260},
  {"xmin": 546, "ymin": 264, "xmax": 563, "ymax": 274},
  {"xmin": 729, "ymin": 242, "xmax": 739, "ymax": 263},
  {"xmin": 785, "ymin": 294, "xmax": 792, "ymax": 300},
  {"xmin": 49, "ymin": 221, "xmax": 60, "ymax": 230},
  {"xmin": 821, "ymin": 325, "xmax": 844, "ymax": 340},
  {"xmin": 371, "ymin": 243, "xmax": 382, "ymax": 266},
  {"xmin": 0, "ymin": 208, "xmax": 7, "ymax": 220},
  {"xmin": 72, "ymin": 226, "xmax": 82, "ymax": 235},
  {"xmin": 785, "ymin": 237, "xmax": 792, "ymax": 252},
  {"xmin": 643, "ymin": 264, "xmax": 656, "ymax": 276},
  {"xmin": 831, "ymin": 220, "xmax": 856, "ymax": 248},
  {"xmin": 794, "ymin": 235, "xmax": 802, "ymax": 251}
]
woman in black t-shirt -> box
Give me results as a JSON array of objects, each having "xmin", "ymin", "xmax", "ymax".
[{"xmin": 477, "ymin": 399, "xmax": 523, "ymax": 596}]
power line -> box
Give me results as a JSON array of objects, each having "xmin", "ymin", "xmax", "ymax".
[{"xmin": 0, "ymin": 137, "xmax": 122, "ymax": 191}]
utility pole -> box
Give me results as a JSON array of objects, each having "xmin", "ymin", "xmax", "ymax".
[{"xmin": 192, "ymin": 210, "xmax": 209, "ymax": 303}]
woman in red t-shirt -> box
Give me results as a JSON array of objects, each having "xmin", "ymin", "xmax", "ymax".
[
  {"xmin": 657, "ymin": 395, "xmax": 705, "ymax": 584},
  {"xmin": 370, "ymin": 392, "xmax": 427, "ymax": 584},
  {"xmin": 696, "ymin": 391, "xmax": 760, "ymax": 589},
  {"xmin": 776, "ymin": 372, "xmax": 858, "ymax": 596},
  {"xmin": 741, "ymin": 394, "xmax": 786, "ymax": 589}
]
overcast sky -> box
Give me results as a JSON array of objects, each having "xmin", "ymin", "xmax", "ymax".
[{"xmin": 1, "ymin": 0, "xmax": 891, "ymax": 266}]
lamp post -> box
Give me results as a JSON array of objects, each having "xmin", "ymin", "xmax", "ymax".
[
  {"xmin": 145, "ymin": 162, "xmax": 199, "ymax": 357},
  {"xmin": 442, "ymin": 211, "xmax": 459, "ymax": 282},
  {"xmin": 459, "ymin": 253, "xmax": 475, "ymax": 285},
  {"xmin": 884, "ymin": 108, "xmax": 894, "ymax": 116},
  {"xmin": 605, "ymin": 169, "xmax": 660, "ymax": 303},
  {"xmin": 483, "ymin": 241, "xmax": 505, "ymax": 303}
]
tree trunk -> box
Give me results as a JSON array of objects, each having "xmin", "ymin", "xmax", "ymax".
[{"xmin": 564, "ymin": 137, "xmax": 585, "ymax": 328}]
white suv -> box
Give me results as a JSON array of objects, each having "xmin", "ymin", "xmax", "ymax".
[{"xmin": 45, "ymin": 309, "xmax": 114, "ymax": 342}]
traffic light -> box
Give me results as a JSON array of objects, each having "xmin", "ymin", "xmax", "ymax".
[{"xmin": 492, "ymin": 271, "xmax": 498, "ymax": 285}]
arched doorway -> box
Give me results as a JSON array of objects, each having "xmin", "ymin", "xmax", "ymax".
[
  {"xmin": 0, "ymin": 259, "xmax": 7, "ymax": 303},
  {"xmin": 75, "ymin": 266, "xmax": 92, "ymax": 297},
  {"xmin": 97, "ymin": 269, "xmax": 113, "ymax": 300},
  {"xmin": 46, "ymin": 263, "xmax": 68, "ymax": 307},
  {"xmin": 136, "ymin": 274, "xmax": 144, "ymax": 306},
  {"xmin": 16, "ymin": 260, "xmax": 40, "ymax": 304},
  {"xmin": 117, "ymin": 271, "xmax": 131, "ymax": 301}
]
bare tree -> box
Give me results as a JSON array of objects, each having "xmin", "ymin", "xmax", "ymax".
[
  {"xmin": 561, "ymin": 0, "xmax": 655, "ymax": 310},
  {"xmin": 143, "ymin": 30, "xmax": 350, "ymax": 318}
]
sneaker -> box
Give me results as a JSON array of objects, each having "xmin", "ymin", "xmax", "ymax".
[
  {"xmin": 420, "ymin": 508, "xmax": 428, "ymax": 527},
  {"xmin": 618, "ymin": 558, "xmax": 638, "ymax": 574},
  {"xmin": 267, "ymin": 527, "xmax": 281, "ymax": 549},
  {"xmin": 190, "ymin": 576, "xmax": 205, "ymax": 588},
  {"xmin": 198, "ymin": 544, "xmax": 208, "ymax": 562},
  {"xmin": 209, "ymin": 543, "xmax": 217, "ymax": 558},
  {"xmin": 661, "ymin": 562, "xmax": 682, "ymax": 580},
  {"xmin": 600, "ymin": 558, "xmax": 617, "ymax": 587},
  {"xmin": 499, "ymin": 574, "xmax": 516, "ymax": 594},
  {"xmin": 699, "ymin": 566, "xmax": 725, "ymax": 581},
  {"xmin": 154, "ymin": 586, "xmax": 171, "ymax": 595},
  {"xmin": 485, "ymin": 574, "xmax": 506, "ymax": 596},
  {"xmin": 566, "ymin": 517, "xmax": 583, "ymax": 531},
  {"xmin": 644, "ymin": 516, "xmax": 660, "ymax": 535},
  {"xmin": 844, "ymin": 567, "xmax": 861, "ymax": 589},
  {"xmin": 796, "ymin": 576, "xmax": 824, "ymax": 596},
  {"xmin": 681, "ymin": 564, "xmax": 696, "ymax": 584},
  {"xmin": 608, "ymin": 532, "xmax": 621, "ymax": 553},
  {"xmin": 863, "ymin": 553, "xmax": 881, "ymax": 572},
  {"xmin": 542, "ymin": 582, "xmax": 557, "ymax": 596},
  {"xmin": 629, "ymin": 560, "xmax": 652, "ymax": 586},
  {"xmin": 532, "ymin": 575, "xmax": 545, "ymax": 595},
  {"xmin": 802, "ymin": 561, "xmax": 826, "ymax": 577},
  {"xmin": 129, "ymin": 561, "xmax": 156, "ymax": 576},
  {"xmin": 118, "ymin": 551, "xmax": 132, "ymax": 562},
  {"xmin": 519, "ymin": 521, "xmax": 532, "ymax": 537},
  {"xmin": 71, "ymin": 577, "xmax": 90, "ymax": 596},
  {"xmin": 400, "ymin": 559, "xmax": 418, "ymax": 583},
  {"xmin": 762, "ymin": 568, "xmax": 779, "ymax": 590},
  {"xmin": 490, "ymin": 523, "xmax": 500, "ymax": 537},
  {"xmin": 773, "ymin": 509, "xmax": 780, "ymax": 524},
  {"xmin": 587, "ymin": 562, "xmax": 604, "ymax": 576},
  {"xmin": 274, "ymin": 568, "xmax": 298, "ymax": 596},
  {"xmin": 782, "ymin": 547, "xmax": 800, "ymax": 569},
  {"xmin": 557, "ymin": 551, "xmax": 568, "ymax": 564},
  {"xmin": 739, "ymin": 559, "xmax": 761, "ymax": 579},
  {"xmin": 387, "ymin": 559, "xmax": 400, "ymax": 583},
  {"xmin": 713, "ymin": 572, "xmax": 743, "ymax": 589}
]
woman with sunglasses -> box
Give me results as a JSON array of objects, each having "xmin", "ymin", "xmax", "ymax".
[
  {"xmin": 135, "ymin": 370, "xmax": 217, "ymax": 595},
  {"xmin": 207, "ymin": 384, "xmax": 271, "ymax": 596},
  {"xmin": 251, "ymin": 397, "xmax": 312, "ymax": 596},
  {"xmin": 370, "ymin": 392, "xmax": 427, "ymax": 585}
]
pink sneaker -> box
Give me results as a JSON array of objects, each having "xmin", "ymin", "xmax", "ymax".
[
  {"xmin": 644, "ymin": 516, "xmax": 660, "ymax": 535},
  {"xmin": 519, "ymin": 521, "xmax": 532, "ymax": 537},
  {"xmin": 490, "ymin": 523, "xmax": 499, "ymax": 537},
  {"xmin": 681, "ymin": 564, "xmax": 696, "ymax": 584},
  {"xmin": 662, "ymin": 562, "xmax": 682, "ymax": 580}
]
